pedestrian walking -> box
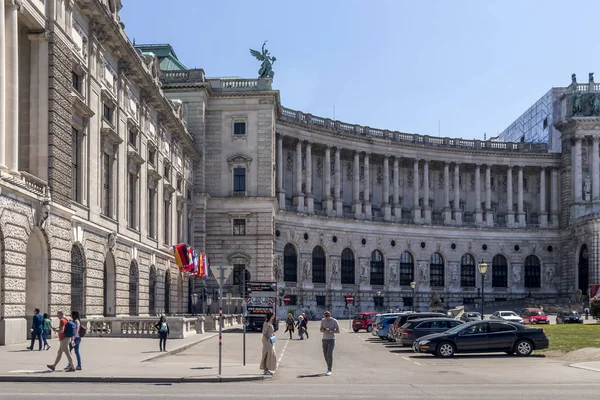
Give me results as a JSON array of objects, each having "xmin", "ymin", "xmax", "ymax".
[
  {"xmin": 66, "ymin": 311, "xmax": 82, "ymax": 370},
  {"xmin": 296, "ymin": 315, "xmax": 306, "ymax": 340},
  {"xmin": 154, "ymin": 315, "xmax": 169, "ymax": 352},
  {"xmin": 260, "ymin": 312, "xmax": 277, "ymax": 376},
  {"xmin": 320, "ymin": 310, "xmax": 340, "ymax": 376},
  {"xmin": 302, "ymin": 312, "xmax": 310, "ymax": 339},
  {"xmin": 46, "ymin": 311, "xmax": 75, "ymax": 372},
  {"xmin": 27, "ymin": 308, "xmax": 44, "ymax": 351},
  {"xmin": 42, "ymin": 313, "xmax": 52, "ymax": 351},
  {"xmin": 284, "ymin": 313, "xmax": 295, "ymax": 339}
]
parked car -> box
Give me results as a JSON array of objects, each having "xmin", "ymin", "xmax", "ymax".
[
  {"xmin": 399, "ymin": 318, "xmax": 464, "ymax": 347},
  {"xmin": 373, "ymin": 313, "xmax": 402, "ymax": 337},
  {"xmin": 490, "ymin": 311, "xmax": 523, "ymax": 324},
  {"xmin": 413, "ymin": 320, "xmax": 549, "ymax": 357},
  {"xmin": 556, "ymin": 310, "xmax": 584, "ymax": 324},
  {"xmin": 389, "ymin": 312, "xmax": 448, "ymax": 342},
  {"xmin": 521, "ymin": 309, "xmax": 549, "ymax": 324},
  {"xmin": 377, "ymin": 316, "xmax": 400, "ymax": 340},
  {"xmin": 352, "ymin": 311, "xmax": 379, "ymax": 332},
  {"xmin": 460, "ymin": 312, "xmax": 482, "ymax": 322}
]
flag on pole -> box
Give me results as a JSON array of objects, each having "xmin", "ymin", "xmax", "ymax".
[{"xmin": 192, "ymin": 250, "xmax": 199, "ymax": 276}]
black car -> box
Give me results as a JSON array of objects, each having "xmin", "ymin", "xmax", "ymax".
[
  {"xmin": 413, "ymin": 320, "xmax": 549, "ymax": 357},
  {"xmin": 460, "ymin": 312, "xmax": 482, "ymax": 322},
  {"xmin": 389, "ymin": 312, "xmax": 448, "ymax": 342},
  {"xmin": 399, "ymin": 318, "xmax": 464, "ymax": 346},
  {"xmin": 556, "ymin": 310, "xmax": 584, "ymax": 324}
]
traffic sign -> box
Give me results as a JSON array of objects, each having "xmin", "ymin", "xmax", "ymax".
[
  {"xmin": 345, "ymin": 295, "xmax": 355, "ymax": 304},
  {"xmin": 210, "ymin": 265, "xmax": 234, "ymax": 287},
  {"xmin": 283, "ymin": 295, "xmax": 291, "ymax": 305}
]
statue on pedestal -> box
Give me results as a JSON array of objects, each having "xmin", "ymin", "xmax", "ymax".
[
  {"xmin": 303, "ymin": 260, "xmax": 312, "ymax": 284},
  {"xmin": 584, "ymin": 177, "xmax": 592, "ymax": 201},
  {"xmin": 250, "ymin": 41, "xmax": 276, "ymax": 79},
  {"xmin": 359, "ymin": 261, "xmax": 370, "ymax": 284}
]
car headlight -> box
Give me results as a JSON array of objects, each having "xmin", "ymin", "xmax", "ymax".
[{"xmin": 419, "ymin": 340, "xmax": 430, "ymax": 346}]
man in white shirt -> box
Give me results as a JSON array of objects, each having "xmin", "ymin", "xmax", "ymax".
[{"xmin": 319, "ymin": 310, "xmax": 340, "ymax": 376}]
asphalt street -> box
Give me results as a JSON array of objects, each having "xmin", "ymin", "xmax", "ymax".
[{"xmin": 0, "ymin": 324, "xmax": 598, "ymax": 399}]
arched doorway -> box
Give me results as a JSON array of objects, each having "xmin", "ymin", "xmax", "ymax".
[
  {"xmin": 103, "ymin": 253, "xmax": 116, "ymax": 316},
  {"xmin": 578, "ymin": 245, "xmax": 589, "ymax": 293},
  {"xmin": 165, "ymin": 270, "xmax": 171, "ymax": 315},
  {"xmin": 283, "ymin": 243, "xmax": 297, "ymax": 282},
  {"xmin": 70, "ymin": 244, "xmax": 86, "ymax": 315},
  {"xmin": 25, "ymin": 228, "xmax": 49, "ymax": 317}
]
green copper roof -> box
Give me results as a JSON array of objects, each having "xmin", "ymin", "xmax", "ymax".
[{"xmin": 134, "ymin": 44, "xmax": 187, "ymax": 71}]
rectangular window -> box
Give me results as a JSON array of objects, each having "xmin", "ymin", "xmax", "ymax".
[
  {"xmin": 102, "ymin": 153, "xmax": 111, "ymax": 216},
  {"xmin": 233, "ymin": 168, "xmax": 246, "ymax": 192},
  {"xmin": 177, "ymin": 178, "xmax": 182, "ymax": 192},
  {"xmin": 164, "ymin": 163, "xmax": 171, "ymax": 181},
  {"xmin": 287, "ymin": 295, "xmax": 297, "ymax": 306},
  {"xmin": 177, "ymin": 209, "xmax": 183, "ymax": 243},
  {"xmin": 164, "ymin": 198, "xmax": 171, "ymax": 245},
  {"xmin": 148, "ymin": 188, "xmax": 155, "ymax": 239},
  {"xmin": 233, "ymin": 121, "xmax": 246, "ymax": 135},
  {"xmin": 233, "ymin": 219, "xmax": 246, "ymax": 236},
  {"xmin": 316, "ymin": 296, "xmax": 326, "ymax": 306},
  {"xmin": 128, "ymin": 173, "xmax": 136, "ymax": 228},
  {"xmin": 128, "ymin": 129, "xmax": 137, "ymax": 148},
  {"xmin": 330, "ymin": 161, "xmax": 335, "ymax": 173},
  {"xmin": 71, "ymin": 128, "xmax": 79, "ymax": 202},
  {"xmin": 399, "ymin": 263, "xmax": 414, "ymax": 286},
  {"xmin": 187, "ymin": 189, "xmax": 192, "ymax": 201},
  {"xmin": 301, "ymin": 156, "xmax": 306, "ymax": 171},
  {"xmin": 72, "ymin": 71, "xmax": 81, "ymax": 93},
  {"xmin": 103, "ymin": 103, "xmax": 112, "ymax": 123},
  {"xmin": 148, "ymin": 148, "xmax": 156, "ymax": 167}
]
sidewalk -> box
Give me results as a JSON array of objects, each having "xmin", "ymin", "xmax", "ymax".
[
  {"xmin": 570, "ymin": 361, "xmax": 600, "ymax": 373},
  {"xmin": 0, "ymin": 325, "xmax": 269, "ymax": 383}
]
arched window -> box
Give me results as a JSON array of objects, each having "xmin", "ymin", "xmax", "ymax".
[
  {"xmin": 399, "ymin": 251, "xmax": 414, "ymax": 286},
  {"xmin": 460, "ymin": 254, "xmax": 476, "ymax": 287},
  {"xmin": 71, "ymin": 245, "xmax": 85, "ymax": 315},
  {"xmin": 524, "ymin": 255, "xmax": 541, "ymax": 288},
  {"xmin": 579, "ymin": 245, "xmax": 589, "ymax": 292},
  {"xmin": 370, "ymin": 250, "xmax": 384, "ymax": 285},
  {"xmin": 430, "ymin": 252, "xmax": 445, "ymax": 287},
  {"xmin": 312, "ymin": 246, "xmax": 326, "ymax": 283},
  {"xmin": 283, "ymin": 244, "xmax": 297, "ymax": 282},
  {"xmin": 129, "ymin": 261, "xmax": 139, "ymax": 316},
  {"xmin": 149, "ymin": 266, "xmax": 157, "ymax": 315},
  {"xmin": 492, "ymin": 254, "xmax": 508, "ymax": 288},
  {"xmin": 165, "ymin": 270, "xmax": 171, "ymax": 315},
  {"xmin": 341, "ymin": 248, "xmax": 355, "ymax": 285}
]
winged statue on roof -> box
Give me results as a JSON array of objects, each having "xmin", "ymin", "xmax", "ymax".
[{"xmin": 250, "ymin": 41, "xmax": 276, "ymax": 79}]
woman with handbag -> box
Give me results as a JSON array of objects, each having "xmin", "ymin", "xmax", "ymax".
[
  {"xmin": 154, "ymin": 315, "xmax": 169, "ymax": 352},
  {"xmin": 260, "ymin": 312, "xmax": 277, "ymax": 376}
]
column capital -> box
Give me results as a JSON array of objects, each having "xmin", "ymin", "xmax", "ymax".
[
  {"xmin": 28, "ymin": 32, "xmax": 48, "ymax": 41},
  {"xmin": 593, "ymin": 136, "xmax": 600, "ymax": 143},
  {"xmin": 421, "ymin": 158, "xmax": 430, "ymax": 164},
  {"xmin": 5, "ymin": 0, "xmax": 22, "ymax": 10},
  {"xmin": 507, "ymin": 165, "xmax": 514, "ymax": 170},
  {"xmin": 574, "ymin": 136, "xmax": 582, "ymax": 143},
  {"xmin": 540, "ymin": 166, "xmax": 546, "ymax": 171},
  {"xmin": 475, "ymin": 163, "xmax": 482, "ymax": 168},
  {"xmin": 363, "ymin": 151, "xmax": 371, "ymax": 157},
  {"xmin": 304, "ymin": 140, "xmax": 313, "ymax": 146},
  {"xmin": 518, "ymin": 165, "xmax": 525, "ymax": 170},
  {"xmin": 413, "ymin": 158, "xmax": 419, "ymax": 166}
]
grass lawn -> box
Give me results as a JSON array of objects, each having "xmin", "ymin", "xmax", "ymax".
[{"xmin": 536, "ymin": 323, "xmax": 600, "ymax": 352}]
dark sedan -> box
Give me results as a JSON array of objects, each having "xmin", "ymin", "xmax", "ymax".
[
  {"xmin": 556, "ymin": 310, "xmax": 584, "ymax": 324},
  {"xmin": 399, "ymin": 318, "xmax": 464, "ymax": 346},
  {"xmin": 413, "ymin": 320, "xmax": 549, "ymax": 357}
]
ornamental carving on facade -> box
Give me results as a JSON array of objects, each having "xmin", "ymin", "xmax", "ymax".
[
  {"xmin": 316, "ymin": 158, "xmax": 323, "ymax": 177},
  {"xmin": 377, "ymin": 167, "xmax": 383, "ymax": 184},
  {"xmin": 407, "ymin": 169, "xmax": 413, "ymax": 187},
  {"xmin": 470, "ymin": 174, "xmax": 475, "ymax": 191},
  {"xmin": 512, "ymin": 265, "xmax": 521, "ymax": 283},
  {"xmin": 502, "ymin": 176, "xmax": 507, "ymax": 193},
  {"xmin": 524, "ymin": 177, "xmax": 529, "ymax": 193},
  {"xmin": 346, "ymin": 164, "xmax": 353, "ymax": 180},
  {"xmin": 286, "ymin": 152, "xmax": 293, "ymax": 171},
  {"xmin": 582, "ymin": 148, "xmax": 588, "ymax": 165},
  {"xmin": 438, "ymin": 172, "xmax": 444, "ymax": 189}
]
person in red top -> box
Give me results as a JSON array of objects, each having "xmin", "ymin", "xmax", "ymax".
[{"xmin": 46, "ymin": 311, "xmax": 74, "ymax": 372}]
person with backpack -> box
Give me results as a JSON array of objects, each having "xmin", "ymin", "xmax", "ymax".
[
  {"xmin": 154, "ymin": 315, "xmax": 169, "ymax": 352},
  {"xmin": 66, "ymin": 311, "xmax": 83, "ymax": 370},
  {"xmin": 46, "ymin": 311, "xmax": 75, "ymax": 372}
]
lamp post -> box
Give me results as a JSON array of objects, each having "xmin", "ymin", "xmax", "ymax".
[
  {"xmin": 410, "ymin": 281, "xmax": 416, "ymax": 312},
  {"xmin": 191, "ymin": 294, "xmax": 198, "ymax": 316},
  {"xmin": 206, "ymin": 296, "xmax": 212, "ymax": 315},
  {"xmin": 477, "ymin": 260, "xmax": 488, "ymax": 320},
  {"xmin": 376, "ymin": 290, "xmax": 382, "ymax": 312}
]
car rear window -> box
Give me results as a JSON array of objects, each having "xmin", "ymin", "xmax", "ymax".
[{"xmin": 354, "ymin": 314, "xmax": 365, "ymax": 320}]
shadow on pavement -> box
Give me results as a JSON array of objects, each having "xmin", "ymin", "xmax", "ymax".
[
  {"xmin": 297, "ymin": 373, "xmax": 327, "ymax": 378},
  {"xmin": 390, "ymin": 349, "xmax": 414, "ymax": 354},
  {"xmin": 190, "ymin": 366, "xmax": 213, "ymax": 370},
  {"xmin": 409, "ymin": 353, "xmax": 546, "ymax": 359}
]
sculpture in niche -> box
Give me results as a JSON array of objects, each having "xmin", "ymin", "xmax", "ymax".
[
  {"xmin": 450, "ymin": 263, "xmax": 459, "ymax": 283},
  {"xmin": 389, "ymin": 263, "xmax": 399, "ymax": 285},
  {"xmin": 360, "ymin": 261, "xmax": 369, "ymax": 284},
  {"xmin": 592, "ymin": 94, "xmax": 600, "ymax": 116},
  {"xmin": 331, "ymin": 260, "xmax": 340, "ymax": 283},
  {"xmin": 513, "ymin": 266, "xmax": 521, "ymax": 283},
  {"xmin": 303, "ymin": 260, "xmax": 312, "ymax": 283},
  {"xmin": 584, "ymin": 177, "xmax": 592, "ymax": 201},
  {"xmin": 419, "ymin": 263, "xmax": 427, "ymax": 282},
  {"xmin": 546, "ymin": 267, "xmax": 555, "ymax": 284}
]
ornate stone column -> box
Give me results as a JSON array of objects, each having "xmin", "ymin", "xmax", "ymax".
[
  {"xmin": 443, "ymin": 162, "xmax": 451, "ymax": 224},
  {"xmin": 364, "ymin": 153, "xmax": 371, "ymax": 219},
  {"xmin": 423, "ymin": 160, "xmax": 431, "ymax": 223},
  {"xmin": 550, "ymin": 167, "xmax": 559, "ymax": 226},
  {"xmin": 352, "ymin": 151, "xmax": 361, "ymax": 217},
  {"xmin": 294, "ymin": 140, "xmax": 305, "ymax": 212},
  {"xmin": 334, "ymin": 147, "xmax": 343, "ymax": 215},
  {"xmin": 593, "ymin": 137, "xmax": 600, "ymax": 201},
  {"xmin": 539, "ymin": 167, "xmax": 548, "ymax": 227},
  {"xmin": 0, "ymin": 1, "xmax": 6, "ymax": 170},
  {"xmin": 574, "ymin": 137, "xmax": 583, "ymax": 202},
  {"xmin": 485, "ymin": 165, "xmax": 494, "ymax": 226},
  {"xmin": 412, "ymin": 159, "xmax": 421, "ymax": 222},
  {"xmin": 5, "ymin": 1, "xmax": 20, "ymax": 175},
  {"xmin": 474, "ymin": 164, "xmax": 483, "ymax": 224},
  {"xmin": 506, "ymin": 166, "xmax": 515, "ymax": 226},
  {"xmin": 305, "ymin": 141, "xmax": 314, "ymax": 214},
  {"xmin": 324, "ymin": 145, "xmax": 333, "ymax": 215},
  {"xmin": 383, "ymin": 155, "xmax": 391, "ymax": 221},
  {"xmin": 277, "ymin": 134, "xmax": 285, "ymax": 210},
  {"xmin": 393, "ymin": 157, "xmax": 401, "ymax": 220},
  {"xmin": 517, "ymin": 166, "xmax": 525, "ymax": 226},
  {"xmin": 453, "ymin": 163, "xmax": 462, "ymax": 224}
]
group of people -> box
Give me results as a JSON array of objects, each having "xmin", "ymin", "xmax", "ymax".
[
  {"xmin": 283, "ymin": 312, "xmax": 311, "ymax": 340},
  {"xmin": 26, "ymin": 309, "xmax": 84, "ymax": 372},
  {"xmin": 261, "ymin": 310, "xmax": 340, "ymax": 376}
]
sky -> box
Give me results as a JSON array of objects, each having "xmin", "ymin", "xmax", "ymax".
[{"xmin": 121, "ymin": 0, "xmax": 600, "ymax": 141}]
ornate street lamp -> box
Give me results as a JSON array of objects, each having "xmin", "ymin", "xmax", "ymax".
[
  {"xmin": 410, "ymin": 281, "xmax": 417, "ymax": 312},
  {"xmin": 206, "ymin": 296, "xmax": 212, "ymax": 315},
  {"xmin": 376, "ymin": 291, "xmax": 382, "ymax": 312},
  {"xmin": 477, "ymin": 260, "xmax": 488, "ymax": 320}
]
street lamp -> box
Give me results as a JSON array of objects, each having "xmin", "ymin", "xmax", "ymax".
[
  {"xmin": 376, "ymin": 291, "xmax": 382, "ymax": 312},
  {"xmin": 410, "ymin": 281, "xmax": 416, "ymax": 312},
  {"xmin": 477, "ymin": 260, "xmax": 488, "ymax": 320},
  {"xmin": 191, "ymin": 294, "xmax": 198, "ymax": 316},
  {"xmin": 206, "ymin": 296, "xmax": 212, "ymax": 315}
]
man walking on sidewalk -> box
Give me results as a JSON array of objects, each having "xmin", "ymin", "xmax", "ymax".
[
  {"xmin": 319, "ymin": 310, "xmax": 340, "ymax": 376},
  {"xmin": 46, "ymin": 311, "xmax": 75, "ymax": 372},
  {"xmin": 27, "ymin": 308, "xmax": 44, "ymax": 351}
]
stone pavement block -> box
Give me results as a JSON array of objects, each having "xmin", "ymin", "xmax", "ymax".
[{"xmin": 570, "ymin": 361, "xmax": 600, "ymax": 373}]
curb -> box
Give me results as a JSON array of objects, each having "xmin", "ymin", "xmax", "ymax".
[
  {"xmin": 569, "ymin": 363, "xmax": 600, "ymax": 373},
  {"xmin": 0, "ymin": 374, "xmax": 269, "ymax": 383}
]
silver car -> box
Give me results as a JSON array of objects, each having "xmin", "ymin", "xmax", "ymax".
[{"xmin": 490, "ymin": 311, "xmax": 523, "ymax": 324}]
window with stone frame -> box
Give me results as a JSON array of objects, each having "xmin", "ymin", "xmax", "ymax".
[
  {"xmin": 71, "ymin": 245, "xmax": 85, "ymax": 316},
  {"xmin": 460, "ymin": 254, "xmax": 476, "ymax": 287},
  {"xmin": 72, "ymin": 128, "xmax": 81, "ymax": 203},
  {"xmin": 492, "ymin": 254, "xmax": 508, "ymax": 288},
  {"xmin": 341, "ymin": 248, "xmax": 355, "ymax": 284},
  {"xmin": 164, "ymin": 195, "xmax": 171, "ymax": 245},
  {"xmin": 129, "ymin": 261, "xmax": 139, "ymax": 316},
  {"xmin": 148, "ymin": 147, "xmax": 156, "ymax": 167},
  {"xmin": 374, "ymin": 296, "xmax": 384, "ymax": 308},
  {"xmin": 103, "ymin": 103, "xmax": 113, "ymax": 124},
  {"xmin": 233, "ymin": 219, "xmax": 246, "ymax": 236},
  {"xmin": 164, "ymin": 161, "xmax": 171, "ymax": 181},
  {"xmin": 284, "ymin": 243, "xmax": 298, "ymax": 282},
  {"xmin": 128, "ymin": 128, "xmax": 138, "ymax": 148},
  {"xmin": 312, "ymin": 246, "xmax": 326, "ymax": 284},
  {"xmin": 233, "ymin": 120, "xmax": 246, "ymax": 135},
  {"xmin": 148, "ymin": 186, "xmax": 156, "ymax": 239},
  {"xmin": 102, "ymin": 152, "xmax": 112, "ymax": 216},
  {"xmin": 234, "ymin": 168, "xmax": 246, "ymax": 192},
  {"xmin": 370, "ymin": 250, "xmax": 384, "ymax": 285},
  {"xmin": 524, "ymin": 255, "xmax": 541, "ymax": 288},
  {"xmin": 399, "ymin": 251, "xmax": 414, "ymax": 286},
  {"xmin": 72, "ymin": 71, "xmax": 82, "ymax": 93},
  {"xmin": 128, "ymin": 172, "xmax": 137, "ymax": 229},
  {"xmin": 430, "ymin": 252, "xmax": 445, "ymax": 287}
]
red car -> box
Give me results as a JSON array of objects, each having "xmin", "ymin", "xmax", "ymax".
[
  {"xmin": 352, "ymin": 311, "xmax": 379, "ymax": 332},
  {"xmin": 521, "ymin": 309, "xmax": 550, "ymax": 324}
]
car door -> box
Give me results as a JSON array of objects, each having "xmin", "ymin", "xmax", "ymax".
[
  {"xmin": 454, "ymin": 322, "xmax": 490, "ymax": 352},
  {"xmin": 487, "ymin": 322, "xmax": 518, "ymax": 350}
]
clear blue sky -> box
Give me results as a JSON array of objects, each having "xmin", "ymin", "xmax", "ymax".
[{"xmin": 121, "ymin": 0, "xmax": 600, "ymax": 141}]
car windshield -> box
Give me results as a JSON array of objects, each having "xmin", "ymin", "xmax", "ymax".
[
  {"xmin": 500, "ymin": 312, "xmax": 517, "ymax": 317},
  {"xmin": 467, "ymin": 313, "xmax": 480, "ymax": 317},
  {"xmin": 563, "ymin": 311, "xmax": 579, "ymax": 316},
  {"xmin": 530, "ymin": 311, "xmax": 545, "ymax": 316}
]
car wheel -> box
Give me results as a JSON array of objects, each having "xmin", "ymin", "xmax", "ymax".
[
  {"xmin": 436, "ymin": 342, "xmax": 455, "ymax": 358},
  {"xmin": 366, "ymin": 325, "xmax": 373, "ymax": 333},
  {"xmin": 514, "ymin": 340, "xmax": 533, "ymax": 357},
  {"xmin": 353, "ymin": 328, "xmax": 359, "ymax": 333}
]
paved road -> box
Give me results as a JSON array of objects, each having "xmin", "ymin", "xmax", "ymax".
[{"xmin": 0, "ymin": 325, "xmax": 598, "ymax": 399}]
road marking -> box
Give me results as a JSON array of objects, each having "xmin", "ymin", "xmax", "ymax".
[
  {"xmin": 8, "ymin": 370, "xmax": 44, "ymax": 373},
  {"xmin": 413, "ymin": 361, "xmax": 422, "ymax": 366},
  {"xmin": 278, "ymin": 338, "xmax": 290, "ymax": 364},
  {"xmin": 402, "ymin": 356, "xmax": 410, "ymax": 361}
]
